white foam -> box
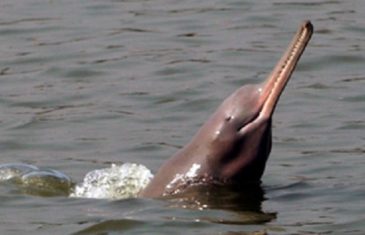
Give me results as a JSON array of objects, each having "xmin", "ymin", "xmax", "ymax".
[{"xmin": 70, "ymin": 163, "xmax": 153, "ymax": 199}]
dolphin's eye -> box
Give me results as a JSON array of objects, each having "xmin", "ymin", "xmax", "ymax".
[{"xmin": 225, "ymin": 116, "xmax": 232, "ymax": 122}]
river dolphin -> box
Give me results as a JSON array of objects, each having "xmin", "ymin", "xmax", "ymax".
[{"xmin": 140, "ymin": 21, "xmax": 313, "ymax": 198}]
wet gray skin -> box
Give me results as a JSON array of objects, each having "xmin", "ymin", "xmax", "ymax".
[{"xmin": 140, "ymin": 21, "xmax": 313, "ymax": 198}]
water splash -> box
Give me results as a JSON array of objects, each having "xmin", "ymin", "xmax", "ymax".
[
  {"xmin": 70, "ymin": 163, "xmax": 153, "ymax": 199},
  {"xmin": 0, "ymin": 162, "xmax": 153, "ymax": 199}
]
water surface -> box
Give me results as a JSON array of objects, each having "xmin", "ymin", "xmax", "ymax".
[{"xmin": 0, "ymin": 0, "xmax": 364, "ymax": 234}]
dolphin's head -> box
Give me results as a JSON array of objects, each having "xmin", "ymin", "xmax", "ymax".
[
  {"xmin": 203, "ymin": 83, "xmax": 271, "ymax": 183},
  {"xmin": 203, "ymin": 21, "xmax": 313, "ymax": 184},
  {"xmin": 139, "ymin": 21, "xmax": 313, "ymax": 198}
]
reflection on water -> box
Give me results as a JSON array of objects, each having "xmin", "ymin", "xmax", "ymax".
[
  {"xmin": 71, "ymin": 184, "xmax": 273, "ymax": 234},
  {"xmin": 164, "ymin": 184, "xmax": 276, "ymax": 225},
  {"xmin": 72, "ymin": 219, "xmax": 146, "ymax": 235}
]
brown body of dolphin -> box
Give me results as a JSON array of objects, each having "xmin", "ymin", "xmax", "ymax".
[{"xmin": 140, "ymin": 21, "xmax": 313, "ymax": 198}]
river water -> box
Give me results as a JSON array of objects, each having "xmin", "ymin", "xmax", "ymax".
[{"xmin": 0, "ymin": 0, "xmax": 364, "ymax": 234}]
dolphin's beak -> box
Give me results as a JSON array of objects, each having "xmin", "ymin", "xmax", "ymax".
[{"xmin": 259, "ymin": 21, "xmax": 313, "ymax": 119}]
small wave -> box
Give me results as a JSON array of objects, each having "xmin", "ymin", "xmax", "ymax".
[
  {"xmin": 0, "ymin": 162, "xmax": 153, "ymax": 199},
  {"xmin": 0, "ymin": 163, "xmax": 73, "ymax": 196}
]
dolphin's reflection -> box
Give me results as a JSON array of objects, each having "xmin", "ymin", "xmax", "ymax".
[{"xmin": 164, "ymin": 183, "xmax": 276, "ymax": 225}]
